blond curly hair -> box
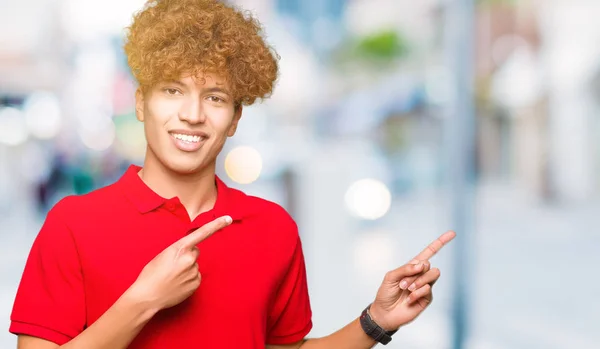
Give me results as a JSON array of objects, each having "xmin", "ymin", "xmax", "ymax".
[{"xmin": 124, "ymin": 0, "xmax": 279, "ymax": 106}]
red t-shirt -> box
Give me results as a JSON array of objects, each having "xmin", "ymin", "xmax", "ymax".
[{"xmin": 10, "ymin": 165, "xmax": 312, "ymax": 348}]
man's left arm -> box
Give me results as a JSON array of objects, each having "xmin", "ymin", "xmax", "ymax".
[
  {"xmin": 265, "ymin": 316, "xmax": 372, "ymax": 349},
  {"xmin": 267, "ymin": 231, "xmax": 455, "ymax": 349}
]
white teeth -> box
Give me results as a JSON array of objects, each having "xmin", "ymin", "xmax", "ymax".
[{"xmin": 172, "ymin": 133, "xmax": 203, "ymax": 143}]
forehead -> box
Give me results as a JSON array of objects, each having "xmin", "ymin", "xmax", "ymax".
[{"xmin": 174, "ymin": 72, "xmax": 230, "ymax": 90}]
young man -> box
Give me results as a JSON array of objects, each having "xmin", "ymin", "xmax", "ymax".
[{"xmin": 10, "ymin": 0, "xmax": 456, "ymax": 348}]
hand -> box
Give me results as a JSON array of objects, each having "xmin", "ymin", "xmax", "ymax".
[
  {"xmin": 369, "ymin": 231, "xmax": 456, "ymax": 331},
  {"xmin": 127, "ymin": 215, "xmax": 232, "ymax": 311}
]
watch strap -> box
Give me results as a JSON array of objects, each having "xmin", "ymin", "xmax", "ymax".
[{"xmin": 359, "ymin": 304, "xmax": 398, "ymax": 345}]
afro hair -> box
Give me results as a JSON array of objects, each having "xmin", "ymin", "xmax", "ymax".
[{"xmin": 124, "ymin": 0, "xmax": 279, "ymax": 106}]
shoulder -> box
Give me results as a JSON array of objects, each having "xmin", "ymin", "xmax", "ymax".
[
  {"xmin": 241, "ymin": 193, "xmax": 296, "ymax": 227},
  {"xmin": 46, "ymin": 182, "xmax": 122, "ymax": 225},
  {"xmin": 36, "ymin": 183, "xmax": 124, "ymax": 250},
  {"xmin": 229, "ymin": 187, "xmax": 300, "ymax": 242},
  {"xmin": 248, "ymin": 196, "xmax": 296, "ymax": 226}
]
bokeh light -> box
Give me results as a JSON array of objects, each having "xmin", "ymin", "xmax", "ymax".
[
  {"xmin": 23, "ymin": 92, "xmax": 62, "ymax": 139},
  {"xmin": 353, "ymin": 230, "xmax": 394, "ymax": 277},
  {"xmin": 0, "ymin": 107, "xmax": 28, "ymax": 146},
  {"xmin": 344, "ymin": 178, "xmax": 392, "ymax": 220},
  {"xmin": 78, "ymin": 118, "xmax": 116, "ymax": 151},
  {"xmin": 224, "ymin": 145, "xmax": 263, "ymax": 184}
]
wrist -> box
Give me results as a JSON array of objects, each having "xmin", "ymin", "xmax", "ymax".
[
  {"xmin": 120, "ymin": 286, "xmax": 161, "ymax": 322},
  {"xmin": 359, "ymin": 304, "xmax": 398, "ymax": 346},
  {"xmin": 368, "ymin": 304, "xmax": 398, "ymax": 332}
]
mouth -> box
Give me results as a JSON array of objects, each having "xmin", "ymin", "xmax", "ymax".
[
  {"xmin": 170, "ymin": 133, "xmax": 207, "ymax": 143},
  {"xmin": 168, "ymin": 130, "xmax": 208, "ymax": 152}
]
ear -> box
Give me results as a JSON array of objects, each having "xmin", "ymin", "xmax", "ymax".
[
  {"xmin": 135, "ymin": 88, "xmax": 145, "ymax": 122},
  {"xmin": 227, "ymin": 105, "xmax": 243, "ymax": 137}
]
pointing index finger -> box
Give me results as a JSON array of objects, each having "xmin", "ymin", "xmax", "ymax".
[
  {"xmin": 177, "ymin": 215, "xmax": 232, "ymax": 250},
  {"xmin": 413, "ymin": 230, "xmax": 456, "ymax": 261}
]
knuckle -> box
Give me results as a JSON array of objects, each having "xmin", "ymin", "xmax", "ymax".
[
  {"xmin": 384, "ymin": 271, "xmax": 394, "ymax": 281},
  {"xmin": 180, "ymin": 254, "xmax": 196, "ymax": 265}
]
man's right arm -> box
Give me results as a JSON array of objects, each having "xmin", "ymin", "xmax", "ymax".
[
  {"xmin": 18, "ymin": 289, "xmax": 157, "ymax": 349},
  {"xmin": 15, "ymin": 215, "xmax": 232, "ymax": 349}
]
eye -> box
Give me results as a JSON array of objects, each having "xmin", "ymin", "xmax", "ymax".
[
  {"xmin": 207, "ymin": 96, "xmax": 224, "ymax": 103},
  {"xmin": 164, "ymin": 88, "xmax": 182, "ymax": 96}
]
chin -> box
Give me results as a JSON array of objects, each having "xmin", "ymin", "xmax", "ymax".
[
  {"xmin": 147, "ymin": 144, "xmax": 214, "ymax": 176},
  {"xmin": 163, "ymin": 157, "xmax": 211, "ymax": 176},
  {"xmin": 167, "ymin": 162, "xmax": 203, "ymax": 175}
]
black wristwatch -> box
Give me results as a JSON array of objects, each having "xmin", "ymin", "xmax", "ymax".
[{"xmin": 359, "ymin": 304, "xmax": 398, "ymax": 345}]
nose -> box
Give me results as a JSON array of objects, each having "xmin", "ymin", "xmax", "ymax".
[{"xmin": 179, "ymin": 97, "xmax": 206, "ymax": 124}]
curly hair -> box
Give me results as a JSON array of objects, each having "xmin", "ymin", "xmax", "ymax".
[{"xmin": 124, "ymin": 0, "xmax": 279, "ymax": 106}]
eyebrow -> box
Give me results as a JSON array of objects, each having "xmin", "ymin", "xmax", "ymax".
[
  {"xmin": 203, "ymin": 87, "xmax": 232, "ymax": 96},
  {"xmin": 167, "ymin": 80, "xmax": 187, "ymax": 88},
  {"xmin": 165, "ymin": 80, "xmax": 231, "ymax": 96}
]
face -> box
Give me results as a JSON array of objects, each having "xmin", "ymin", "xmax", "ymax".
[{"xmin": 135, "ymin": 73, "xmax": 242, "ymax": 175}]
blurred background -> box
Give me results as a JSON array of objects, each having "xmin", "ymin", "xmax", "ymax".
[{"xmin": 1, "ymin": 0, "xmax": 599, "ymax": 348}]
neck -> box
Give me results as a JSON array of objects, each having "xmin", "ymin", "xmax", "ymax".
[{"xmin": 139, "ymin": 153, "xmax": 217, "ymax": 221}]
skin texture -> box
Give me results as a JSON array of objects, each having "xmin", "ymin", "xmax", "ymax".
[
  {"xmin": 135, "ymin": 74, "xmax": 242, "ymax": 220},
  {"xmin": 138, "ymin": 76, "xmax": 240, "ymax": 173}
]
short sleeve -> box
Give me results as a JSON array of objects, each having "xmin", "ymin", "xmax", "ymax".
[
  {"xmin": 266, "ymin": 235, "xmax": 313, "ymax": 345},
  {"xmin": 9, "ymin": 202, "xmax": 86, "ymax": 345}
]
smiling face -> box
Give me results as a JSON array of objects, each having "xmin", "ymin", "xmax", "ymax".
[{"xmin": 135, "ymin": 73, "xmax": 242, "ymax": 176}]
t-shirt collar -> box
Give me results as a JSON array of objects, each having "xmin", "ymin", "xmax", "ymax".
[{"xmin": 119, "ymin": 165, "xmax": 243, "ymax": 220}]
